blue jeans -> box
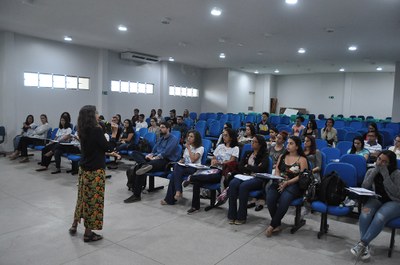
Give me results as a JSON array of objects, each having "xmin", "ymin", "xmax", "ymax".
[
  {"xmin": 164, "ymin": 164, "xmax": 197, "ymax": 204},
  {"xmin": 190, "ymin": 171, "xmax": 222, "ymax": 209},
  {"xmin": 228, "ymin": 177, "xmax": 264, "ymax": 221},
  {"xmin": 359, "ymin": 198, "xmax": 400, "ymax": 245},
  {"xmin": 266, "ymin": 181, "xmax": 300, "ymax": 228}
]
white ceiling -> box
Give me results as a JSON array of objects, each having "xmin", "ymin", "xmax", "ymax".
[{"xmin": 1, "ymin": 0, "xmax": 400, "ymax": 74}]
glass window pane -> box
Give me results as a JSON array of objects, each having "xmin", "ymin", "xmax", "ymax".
[
  {"xmin": 111, "ymin": 80, "xmax": 120, "ymax": 92},
  {"xmin": 193, "ymin": 88, "xmax": 199, "ymax": 97},
  {"xmin": 175, "ymin": 86, "xmax": 181, "ymax": 96},
  {"xmin": 53, "ymin": 75, "xmax": 66, "ymax": 88},
  {"xmin": 138, "ymin": 82, "xmax": 146, "ymax": 93},
  {"xmin": 187, "ymin": 88, "xmax": 193, "ymax": 97},
  {"xmin": 146, "ymin": 83, "xmax": 154, "ymax": 94},
  {"xmin": 129, "ymin": 82, "xmax": 138, "ymax": 93},
  {"xmin": 78, "ymin": 77, "xmax": 90, "ymax": 90},
  {"xmin": 66, "ymin": 76, "xmax": 78, "ymax": 89},
  {"xmin": 39, "ymin": 73, "xmax": 53, "ymax": 87},
  {"xmin": 24, "ymin": 72, "xmax": 38, "ymax": 87},
  {"xmin": 121, "ymin": 81, "xmax": 129, "ymax": 92},
  {"xmin": 169, "ymin": 86, "xmax": 175, "ymax": 95},
  {"xmin": 181, "ymin": 87, "xmax": 187, "ymax": 96}
]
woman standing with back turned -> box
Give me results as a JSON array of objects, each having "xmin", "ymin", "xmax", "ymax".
[{"xmin": 69, "ymin": 105, "xmax": 111, "ymax": 242}]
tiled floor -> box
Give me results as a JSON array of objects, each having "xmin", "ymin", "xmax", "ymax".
[{"xmin": 0, "ymin": 155, "xmax": 398, "ymax": 265}]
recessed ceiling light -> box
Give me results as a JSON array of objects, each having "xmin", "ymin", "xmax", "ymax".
[
  {"xmin": 168, "ymin": 57, "xmax": 175, "ymax": 62},
  {"xmin": 64, "ymin": 36, "xmax": 72, "ymax": 42},
  {"xmin": 118, "ymin": 25, "xmax": 127, "ymax": 31},
  {"xmin": 376, "ymin": 67, "xmax": 383, "ymax": 71},
  {"xmin": 274, "ymin": 69, "xmax": 280, "ymax": 73},
  {"xmin": 211, "ymin": 7, "xmax": 222, "ymax": 16},
  {"xmin": 254, "ymin": 70, "xmax": 259, "ymax": 74},
  {"xmin": 348, "ymin": 45, "xmax": 357, "ymax": 51},
  {"xmin": 219, "ymin": 53, "xmax": 226, "ymax": 59},
  {"xmin": 339, "ymin": 68, "xmax": 345, "ymax": 72},
  {"xmin": 298, "ymin": 48, "xmax": 306, "ymax": 54},
  {"xmin": 285, "ymin": 0, "xmax": 298, "ymax": 4}
]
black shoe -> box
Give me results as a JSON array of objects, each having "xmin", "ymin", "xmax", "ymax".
[
  {"xmin": 124, "ymin": 195, "xmax": 141, "ymax": 203},
  {"xmin": 247, "ymin": 202, "xmax": 256, "ymax": 208},
  {"xmin": 255, "ymin": 205, "xmax": 264, "ymax": 212},
  {"xmin": 187, "ymin": 208, "xmax": 199, "ymax": 214},
  {"xmin": 51, "ymin": 169, "xmax": 61, "ymax": 174},
  {"xmin": 136, "ymin": 164, "xmax": 153, "ymax": 175}
]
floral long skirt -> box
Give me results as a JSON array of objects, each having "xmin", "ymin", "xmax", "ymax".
[{"xmin": 73, "ymin": 167, "xmax": 105, "ymax": 230}]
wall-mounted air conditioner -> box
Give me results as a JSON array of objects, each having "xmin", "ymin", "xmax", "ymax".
[{"xmin": 120, "ymin": 51, "xmax": 160, "ymax": 63}]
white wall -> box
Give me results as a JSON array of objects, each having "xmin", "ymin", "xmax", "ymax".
[
  {"xmin": 227, "ymin": 70, "xmax": 256, "ymax": 113},
  {"xmin": 275, "ymin": 73, "xmax": 394, "ymax": 119},
  {"xmin": 201, "ymin": 69, "xmax": 229, "ymax": 113}
]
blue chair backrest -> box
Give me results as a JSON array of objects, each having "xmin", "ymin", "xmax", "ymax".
[
  {"xmin": 245, "ymin": 114, "xmax": 256, "ymax": 124},
  {"xmin": 201, "ymin": 139, "xmax": 212, "ymax": 165},
  {"xmin": 324, "ymin": 162, "xmax": 357, "ymax": 187},
  {"xmin": 320, "ymin": 151, "xmax": 326, "ymax": 176},
  {"xmin": 207, "ymin": 119, "xmax": 221, "ymax": 137},
  {"xmin": 350, "ymin": 121, "xmax": 363, "ymax": 130},
  {"xmin": 336, "ymin": 128, "xmax": 348, "ymax": 142},
  {"xmin": 207, "ymin": 113, "xmax": 217, "ymax": 120},
  {"xmin": 334, "ymin": 120, "xmax": 345, "ymax": 129},
  {"xmin": 195, "ymin": 120, "xmax": 207, "ymax": 138},
  {"xmin": 269, "ymin": 115, "xmax": 281, "ymax": 126},
  {"xmin": 50, "ymin": 128, "xmax": 57, "ymax": 140},
  {"xmin": 198, "ymin": 113, "xmax": 207, "ymax": 121},
  {"xmin": 321, "ymin": 147, "xmax": 341, "ymax": 163},
  {"xmin": 219, "ymin": 114, "xmax": 229, "ymax": 124},
  {"xmin": 189, "ymin": 112, "xmax": 197, "ymax": 121},
  {"xmin": 340, "ymin": 154, "xmax": 367, "ymax": 186},
  {"xmin": 143, "ymin": 132, "xmax": 157, "ymax": 149},
  {"xmin": 134, "ymin": 132, "xmax": 140, "ymax": 145},
  {"xmin": 267, "ymin": 156, "xmax": 273, "ymax": 174},
  {"xmin": 138, "ymin": 127, "xmax": 148, "ymax": 138},
  {"xmin": 344, "ymin": 131, "xmax": 361, "ymax": 142},
  {"xmin": 171, "ymin": 130, "xmax": 181, "ymax": 140},
  {"xmin": 280, "ymin": 115, "xmax": 291, "ymax": 125},
  {"xmin": 240, "ymin": 143, "xmax": 252, "ymax": 161},
  {"xmin": 386, "ymin": 123, "xmax": 399, "ymax": 135},
  {"xmin": 184, "ymin": 118, "xmax": 194, "ymax": 129},
  {"xmin": 315, "ymin": 139, "xmax": 328, "ymax": 149},
  {"xmin": 397, "ymin": 159, "xmax": 400, "ymax": 169},
  {"xmin": 145, "ymin": 117, "xmax": 151, "ymax": 126},
  {"xmin": 336, "ymin": 141, "xmax": 352, "ymax": 156},
  {"xmin": 317, "ymin": 114, "xmax": 325, "ymax": 120},
  {"xmin": 316, "ymin": 120, "xmax": 326, "ymax": 129}
]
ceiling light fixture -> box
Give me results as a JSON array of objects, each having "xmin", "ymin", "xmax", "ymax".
[
  {"xmin": 118, "ymin": 25, "xmax": 127, "ymax": 31},
  {"xmin": 211, "ymin": 7, "xmax": 222, "ymax": 16},
  {"xmin": 274, "ymin": 69, "xmax": 280, "ymax": 73},
  {"xmin": 339, "ymin": 68, "xmax": 345, "ymax": 72},
  {"xmin": 285, "ymin": 0, "xmax": 298, "ymax": 4},
  {"xmin": 64, "ymin": 36, "xmax": 72, "ymax": 42},
  {"xmin": 254, "ymin": 70, "xmax": 259, "ymax": 74},
  {"xmin": 376, "ymin": 67, "xmax": 383, "ymax": 71},
  {"xmin": 219, "ymin": 53, "xmax": 226, "ymax": 59},
  {"xmin": 168, "ymin": 57, "xmax": 175, "ymax": 62},
  {"xmin": 298, "ymin": 48, "xmax": 306, "ymax": 54},
  {"xmin": 348, "ymin": 45, "xmax": 357, "ymax": 51}
]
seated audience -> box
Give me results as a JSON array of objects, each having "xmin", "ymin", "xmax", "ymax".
[
  {"xmin": 165, "ymin": 109, "xmax": 177, "ymax": 125},
  {"xmin": 173, "ymin": 116, "xmax": 188, "ymax": 142},
  {"xmin": 301, "ymin": 119, "xmax": 318, "ymax": 141},
  {"xmin": 13, "ymin": 114, "xmax": 37, "ymax": 150},
  {"xmin": 292, "ymin": 116, "xmax": 305, "ymax": 137},
  {"xmin": 257, "ymin": 112, "xmax": 271, "ymax": 135},
  {"xmin": 238, "ymin": 124, "xmax": 256, "ymax": 146},
  {"xmin": 155, "ymin": 108, "xmax": 164, "ymax": 124},
  {"xmin": 161, "ymin": 130, "xmax": 204, "ymax": 205},
  {"xmin": 35, "ymin": 115, "xmax": 72, "ymax": 171},
  {"xmin": 109, "ymin": 116, "xmax": 122, "ymax": 149},
  {"xmin": 228, "ymin": 135, "xmax": 270, "ymax": 224},
  {"xmin": 267, "ymin": 128, "xmax": 279, "ymax": 149},
  {"xmin": 303, "ymin": 136, "xmax": 322, "ymax": 181},
  {"xmin": 265, "ymin": 136, "xmax": 308, "ymax": 237},
  {"xmin": 388, "ymin": 135, "xmax": 400, "ymax": 159},
  {"xmin": 131, "ymin": 108, "xmax": 140, "ymax": 125},
  {"xmin": 51, "ymin": 131, "xmax": 81, "ymax": 174},
  {"xmin": 135, "ymin": 114, "xmax": 148, "ymax": 132},
  {"xmin": 269, "ymin": 131, "xmax": 288, "ymax": 171},
  {"xmin": 124, "ymin": 122, "xmax": 180, "ymax": 203},
  {"xmin": 321, "ymin": 118, "xmax": 337, "ymax": 147},
  {"xmin": 347, "ymin": 135, "xmax": 370, "ymax": 161},
  {"xmin": 363, "ymin": 122, "xmax": 383, "ymax": 146},
  {"xmin": 184, "ymin": 127, "xmax": 239, "ymax": 214},
  {"xmin": 148, "ymin": 117, "xmax": 161, "ymax": 139},
  {"xmin": 183, "ymin": 109, "xmax": 190, "ymax": 119},
  {"xmin": 149, "ymin": 109, "xmax": 156, "ymax": 119},
  {"xmin": 350, "ymin": 150, "xmax": 400, "ymax": 261},
  {"xmin": 9, "ymin": 114, "xmax": 51, "ymax": 162},
  {"xmin": 364, "ymin": 131, "xmax": 382, "ymax": 163},
  {"xmin": 116, "ymin": 119, "xmax": 135, "ymax": 152}
]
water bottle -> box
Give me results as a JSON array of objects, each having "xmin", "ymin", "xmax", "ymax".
[
  {"xmin": 216, "ymin": 155, "xmax": 223, "ymax": 164},
  {"xmin": 185, "ymin": 155, "xmax": 191, "ymax": 165}
]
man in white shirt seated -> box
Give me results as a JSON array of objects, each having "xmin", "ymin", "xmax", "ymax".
[
  {"xmin": 364, "ymin": 131, "xmax": 382, "ymax": 163},
  {"xmin": 135, "ymin": 114, "xmax": 148, "ymax": 132}
]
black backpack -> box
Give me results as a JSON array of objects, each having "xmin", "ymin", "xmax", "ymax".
[
  {"xmin": 135, "ymin": 138, "xmax": 151, "ymax": 153},
  {"xmin": 298, "ymin": 169, "xmax": 319, "ymax": 202},
  {"xmin": 318, "ymin": 171, "xmax": 347, "ymax": 206}
]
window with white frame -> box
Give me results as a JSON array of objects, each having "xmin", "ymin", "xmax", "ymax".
[
  {"xmin": 110, "ymin": 80, "xmax": 154, "ymax": 94},
  {"xmin": 168, "ymin": 85, "xmax": 199, "ymax": 97},
  {"xmin": 23, "ymin": 72, "xmax": 90, "ymax": 90}
]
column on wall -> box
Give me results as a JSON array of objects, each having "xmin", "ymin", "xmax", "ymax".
[
  {"xmin": 254, "ymin": 74, "xmax": 273, "ymax": 114},
  {"xmin": 392, "ymin": 62, "xmax": 400, "ymax": 122},
  {"xmin": 342, "ymin": 73, "xmax": 353, "ymax": 117},
  {"xmin": 97, "ymin": 49, "xmax": 108, "ymax": 116}
]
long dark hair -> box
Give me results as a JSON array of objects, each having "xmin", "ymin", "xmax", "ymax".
[
  {"xmin": 224, "ymin": 127, "xmax": 238, "ymax": 148},
  {"xmin": 25, "ymin": 114, "xmax": 34, "ymax": 125},
  {"xmin": 61, "ymin": 112, "xmax": 71, "ymax": 124},
  {"xmin": 282, "ymin": 135, "xmax": 307, "ymax": 158},
  {"xmin": 305, "ymin": 135, "xmax": 316, "ymax": 155},
  {"xmin": 77, "ymin": 105, "xmax": 98, "ymax": 143},
  {"xmin": 246, "ymin": 124, "xmax": 256, "ymax": 137},
  {"xmin": 380, "ymin": 150, "xmax": 398, "ymax": 175},
  {"xmin": 350, "ymin": 136, "xmax": 365, "ymax": 154},
  {"xmin": 188, "ymin": 130, "xmax": 202, "ymax": 148},
  {"xmin": 254, "ymin": 134, "xmax": 267, "ymax": 161},
  {"xmin": 124, "ymin": 119, "xmax": 134, "ymax": 134}
]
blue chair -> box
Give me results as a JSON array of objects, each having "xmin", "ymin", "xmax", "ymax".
[
  {"xmin": 269, "ymin": 116, "xmax": 281, "ymax": 127},
  {"xmin": 143, "ymin": 132, "xmax": 157, "ymax": 149},
  {"xmin": 184, "ymin": 118, "xmax": 194, "ymax": 129},
  {"xmin": 386, "ymin": 123, "xmax": 399, "ymax": 135},
  {"xmin": 397, "ymin": 159, "xmax": 400, "ymax": 169},
  {"xmin": 245, "ymin": 114, "xmax": 256, "ymax": 124},
  {"xmin": 34, "ymin": 128, "xmax": 56, "ymax": 151},
  {"xmin": 349, "ymin": 121, "xmax": 363, "ymax": 130},
  {"xmin": 205, "ymin": 119, "xmax": 221, "ymax": 141},
  {"xmin": 336, "ymin": 128, "xmax": 348, "ymax": 142},
  {"xmin": 195, "ymin": 120, "xmax": 207, "ymax": 138},
  {"xmin": 315, "ymin": 139, "xmax": 328, "ymax": 150},
  {"xmin": 198, "ymin": 113, "xmax": 207, "ymax": 121},
  {"xmin": 340, "ymin": 154, "xmax": 367, "ymax": 186},
  {"xmin": 320, "ymin": 151, "xmax": 326, "ymax": 176},
  {"xmin": 387, "ymin": 217, "xmax": 400, "ymax": 257},
  {"xmin": 240, "ymin": 144, "xmax": 252, "ymax": 161},
  {"xmin": 344, "ymin": 131, "xmax": 361, "ymax": 142},
  {"xmin": 138, "ymin": 127, "xmax": 148, "ymax": 138},
  {"xmin": 170, "ymin": 130, "xmax": 181, "ymax": 141},
  {"xmin": 321, "ymin": 147, "xmax": 341, "ymax": 164},
  {"xmin": 334, "ymin": 120, "xmax": 345, "ymax": 129},
  {"xmin": 316, "ymin": 120, "xmax": 326, "ymax": 130},
  {"xmin": 280, "ymin": 115, "xmax": 291, "ymax": 125},
  {"xmin": 207, "ymin": 113, "xmax": 217, "ymax": 120},
  {"xmin": 311, "ymin": 162, "xmax": 357, "ymax": 239},
  {"xmin": 336, "ymin": 141, "xmax": 353, "ymax": 156},
  {"xmin": 189, "ymin": 112, "xmax": 197, "ymax": 121},
  {"xmin": 248, "ymin": 156, "xmax": 273, "ymax": 198},
  {"xmin": 317, "ymin": 114, "xmax": 325, "ymax": 120}
]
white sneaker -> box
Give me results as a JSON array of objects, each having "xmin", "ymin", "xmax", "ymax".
[
  {"xmin": 351, "ymin": 242, "xmax": 366, "ymax": 258},
  {"xmin": 361, "ymin": 245, "xmax": 370, "ymax": 260}
]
